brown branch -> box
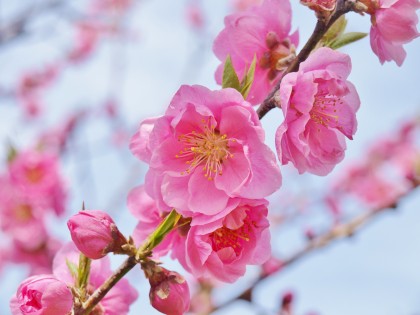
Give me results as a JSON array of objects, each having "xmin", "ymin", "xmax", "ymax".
[
  {"xmin": 212, "ymin": 180, "xmax": 419, "ymax": 312},
  {"xmin": 0, "ymin": 0, "xmax": 67, "ymax": 46},
  {"xmin": 257, "ymin": 0, "xmax": 355, "ymax": 120}
]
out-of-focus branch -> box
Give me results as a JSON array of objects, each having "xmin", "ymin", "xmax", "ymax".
[
  {"xmin": 212, "ymin": 178, "xmax": 419, "ymax": 313},
  {"xmin": 0, "ymin": 0, "xmax": 66, "ymax": 46}
]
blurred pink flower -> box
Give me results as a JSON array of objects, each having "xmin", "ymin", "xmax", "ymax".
[
  {"xmin": 8, "ymin": 150, "xmax": 67, "ymax": 216},
  {"xmin": 148, "ymin": 266, "xmax": 190, "ymax": 315},
  {"xmin": 176, "ymin": 199, "xmax": 270, "ymax": 283},
  {"xmin": 367, "ymin": 0, "xmax": 420, "ymax": 66},
  {"xmin": 213, "ymin": 0, "xmax": 298, "ymax": 105},
  {"xmin": 186, "ymin": 3, "xmax": 204, "ymax": 30},
  {"xmin": 53, "ymin": 243, "xmax": 138, "ymax": 315},
  {"xmin": 67, "ymin": 210, "xmax": 127, "ymax": 259},
  {"xmin": 0, "ymin": 177, "xmax": 47, "ymax": 250},
  {"xmin": 231, "ymin": 0, "xmax": 263, "ymax": 11},
  {"xmin": 130, "ymin": 85, "xmax": 281, "ymax": 221},
  {"xmin": 262, "ymin": 256, "xmax": 283, "ymax": 276},
  {"xmin": 9, "ymin": 238, "xmax": 62, "ymax": 275},
  {"xmin": 275, "ymin": 47, "xmax": 360, "ymax": 175},
  {"xmin": 10, "ymin": 274, "xmax": 73, "ymax": 315}
]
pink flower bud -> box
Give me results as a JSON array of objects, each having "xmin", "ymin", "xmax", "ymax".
[
  {"xmin": 10, "ymin": 274, "xmax": 73, "ymax": 315},
  {"xmin": 149, "ymin": 267, "xmax": 190, "ymax": 315},
  {"xmin": 67, "ymin": 210, "xmax": 127, "ymax": 259}
]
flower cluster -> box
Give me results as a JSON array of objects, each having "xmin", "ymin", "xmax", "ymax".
[
  {"xmin": 0, "ymin": 149, "xmax": 67, "ymax": 274},
  {"xmin": 9, "ymin": 0, "xmax": 419, "ymax": 314}
]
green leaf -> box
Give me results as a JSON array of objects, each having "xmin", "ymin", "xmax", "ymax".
[
  {"xmin": 222, "ymin": 55, "xmax": 241, "ymax": 91},
  {"xmin": 240, "ymin": 55, "xmax": 256, "ymax": 99},
  {"xmin": 6, "ymin": 143, "xmax": 17, "ymax": 163},
  {"xmin": 77, "ymin": 254, "xmax": 91, "ymax": 289},
  {"xmin": 323, "ymin": 16, "xmax": 347, "ymax": 44},
  {"xmin": 66, "ymin": 259, "xmax": 78, "ymax": 280},
  {"xmin": 143, "ymin": 209, "xmax": 181, "ymax": 252},
  {"xmin": 329, "ymin": 32, "xmax": 368, "ymax": 50}
]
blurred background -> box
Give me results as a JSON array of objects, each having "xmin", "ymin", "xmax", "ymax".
[{"xmin": 0, "ymin": 0, "xmax": 419, "ymax": 314}]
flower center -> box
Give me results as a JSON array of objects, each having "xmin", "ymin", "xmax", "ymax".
[
  {"xmin": 209, "ymin": 215, "xmax": 253, "ymax": 256},
  {"xmin": 20, "ymin": 290, "xmax": 42, "ymax": 311},
  {"xmin": 14, "ymin": 204, "xmax": 33, "ymax": 222},
  {"xmin": 259, "ymin": 32, "xmax": 296, "ymax": 81},
  {"xmin": 176, "ymin": 119, "xmax": 234, "ymax": 180},
  {"xmin": 310, "ymin": 86, "xmax": 343, "ymax": 130},
  {"xmin": 25, "ymin": 165, "xmax": 44, "ymax": 183}
]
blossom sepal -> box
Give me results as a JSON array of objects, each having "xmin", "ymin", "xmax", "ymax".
[{"xmin": 222, "ymin": 55, "xmax": 257, "ymax": 99}]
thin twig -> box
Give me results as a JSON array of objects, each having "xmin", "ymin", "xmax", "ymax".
[{"xmin": 79, "ymin": 256, "xmax": 137, "ymax": 315}]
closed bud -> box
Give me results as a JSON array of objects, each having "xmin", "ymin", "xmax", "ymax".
[
  {"xmin": 10, "ymin": 274, "xmax": 73, "ymax": 315},
  {"xmin": 67, "ymin": 210, "xmax": 127, "ymax": 259},
  {"xmin": 148, "ymin": 266, "xmax": 190, "ymax": 315}
]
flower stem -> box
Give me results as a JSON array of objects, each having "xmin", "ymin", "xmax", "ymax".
[{"xmin": 80, "ymin": 256, "xmax": 137, "ymax": 315}]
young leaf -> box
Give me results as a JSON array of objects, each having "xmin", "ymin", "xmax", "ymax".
[
  {"xmin": 66, "ymin": 259, "xmax": 78, "ymax": 280},
  {"xmin": 319, "ymin": 16, "xmax": 347, "ymax": 48},
  {"xmin": 6, "ymin": 142, "xmax": 17, "ymax": 163},
  {"xmin": 240, "ymin": 55, "xmax": 257, "ymax": 99},
  {"xmin": 329, "ymin": 32, "xmax": 368, "ymax": 50},
  {"xmin": 141, "ymin": 209, "xmax": 181, "ymax": 254},
  {"xmin": 222, "ymin": 55, "xmax": 241, "ymax": 91}
]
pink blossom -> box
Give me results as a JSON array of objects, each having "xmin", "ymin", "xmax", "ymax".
[
  {"xmin": 68, "ymin": 22, "xmax": 99, "ymax": 63},
  {"xmin": 186, "ymin": 3, "xmax": 204, "ymax": 30},
  {"xmin": 262, "ymin": 256, "xmax": 283, "ymax": 276},
  {"xmin": 130, "ymin": 85, "xmax": 281, "ymax": 221},
  {"xmin": 213, "ymin": 0, "xmax": 298, "ymax": 105},
  {"xmin": 275, "ymin": 47, "xmax": 360, "ymax": 175},
  {"xmin": 330, "ymin": 164, "xmax": 409, "ymax": 209},
  {"xmin": 127, "ymin": 185, "xmax": 186, "ymax": 258},
  {"xmin": 175, "ymin": 199, "xmax": 271, "ymax": 283},
  {"xmin": 10, "ymin": 274, "xmax": 73, "ymax": 315},
  {"xmin": 231, "ymin": 0, "xmax": 263, "ymax": 11},
  {"xmin": 148, "ymin": 266, "xmax": 190, "ymax": 315},
  {"xmin": 366, "ymin": 0, "xmax": 420, "ymax": 66},
  {"xmin": 67, "ymin": 210, "xmax": 127, "ymax": 259},
  {"xmin": 53, "ymin": 243, "xmax": 138, "ymax": 314},
  {"xmin": 0, "ymin": 176, "xmax": 47, "ymax": 250},
  {"xmin": 9, "ymin": 238, "xmax": 62, "ymax": 275},
  {"xmin": 8, "ymin": 150, "xmax": 67, "ymax": 216}
]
